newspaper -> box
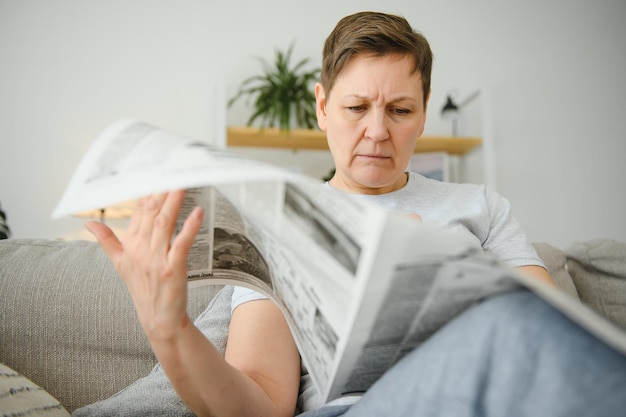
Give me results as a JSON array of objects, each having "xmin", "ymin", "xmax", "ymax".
[{"xmin": 52, "ymin": 119, "xmax": 626, "ymax": 402}]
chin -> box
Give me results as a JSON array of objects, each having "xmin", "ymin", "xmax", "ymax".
[
  {"xmin": 361, "ymin": 168, "xmax": 401, "ymax": 183},
  {"xmin": 360, "ymin": 177, "xmax": 388, "ymax": 187},
  {"xmin": 354, "ymin": 173, "xmax": 399, "ymax": 191}
]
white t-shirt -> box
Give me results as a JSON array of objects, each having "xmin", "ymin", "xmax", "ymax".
[{"xmin": 343, "ymin": 172, "xmax": 544, "ymax": 268}]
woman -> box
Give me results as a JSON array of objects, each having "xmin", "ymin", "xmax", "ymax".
[{"xmin": 86, "ymin": 11, "xmax": 625, "ymax": 417}]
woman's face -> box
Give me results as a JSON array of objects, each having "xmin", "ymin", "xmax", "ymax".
[{"xmin": 316, "ymin": 53, "xmax": 428, "ymax": 195}]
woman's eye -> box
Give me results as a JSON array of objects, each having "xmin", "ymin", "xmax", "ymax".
[{"xmin": 392, "ymin": 107, "xmax": 411, "ymax": 115}]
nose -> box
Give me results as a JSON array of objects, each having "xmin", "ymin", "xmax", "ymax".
[{"xmin": 364, "ymin": 108, "xmax": 390, "ymax": 142}]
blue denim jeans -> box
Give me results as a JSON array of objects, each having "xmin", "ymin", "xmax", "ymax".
[{"xmin": 298, "ymin": 290, "xmax": 626, "ymax": 417}]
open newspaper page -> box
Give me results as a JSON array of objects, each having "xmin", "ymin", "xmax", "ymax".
[
  {"xmin": 328, "ymin": 214, "xmax": 626, "ymax": 399},
  {"xmin": 321, "ymin": 216, "xmax": 524, "ymax": 398},
  {"xmin": 51, "ymin": 119, "xmax": 395, "ymax": 401},
  {"xmin": 183, "ymin": 178, "xmax": 393, "ymax": 400},
  {"xmin": 53, "ymin": 119, "xmax": 626, "ymax": 405},
  {"xmin": 52, "ymin": 119, "xmax": 293, "ymax": 217}
]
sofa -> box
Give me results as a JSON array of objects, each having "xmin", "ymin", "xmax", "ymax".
[{"xmin": 1, "ymin": 237, "xmax": 625, "ymax": 415}]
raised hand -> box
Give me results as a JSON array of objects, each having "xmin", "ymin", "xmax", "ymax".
[{"xmin": 86, "ymin": 190, "xmax": 204, "ymax": 341}]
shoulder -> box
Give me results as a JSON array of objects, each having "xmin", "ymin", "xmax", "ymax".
[
  {"xmin": 407, "ymin": 171, "xmax": 484, "ymax": 193},
  {"xmin": 406, "ymin": 171, "xmax": 494, "ymax": 206}
]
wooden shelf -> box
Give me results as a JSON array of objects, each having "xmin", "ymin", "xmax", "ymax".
[{"xmin": 227, "ymin": 126, "xmax": 481, "ymax": 156}]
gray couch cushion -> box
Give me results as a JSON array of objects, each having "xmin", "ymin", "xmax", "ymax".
[
  {"xmin": 0, "ymin": 239, "xmax": 222, "ymax": 413},
  {"xmin": 566, "ymin": 239, "xmax": 626, "ymax": 330},
  {"xmin": 71, "ymin": 285, "xmax": 233, "ymax": 417}
]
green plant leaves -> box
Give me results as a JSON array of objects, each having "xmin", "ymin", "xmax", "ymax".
[{"xmin": 228, "ymin": 43, "xmax": 320, "ymax": 131}]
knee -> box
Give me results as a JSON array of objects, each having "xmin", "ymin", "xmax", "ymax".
[
  {"xmin": 464, "ymin": 290, "xmax": 622, "ymax": 366},
  {"xmin": 428, "ymin": 290, "xmax": 576, "ymax": 363},
  {"xmin": 468, "ymin": 290, "xmax": 559, "ymax": 335}
]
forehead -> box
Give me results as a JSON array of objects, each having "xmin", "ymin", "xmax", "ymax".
[{"xmin": 333, "ymin": 53, "xmax": 423, "ymax": 98}]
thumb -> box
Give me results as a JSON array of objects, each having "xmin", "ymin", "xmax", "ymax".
[{"xmin": 85, "ymin": 221, "xmax": 123, "ymax": 263}]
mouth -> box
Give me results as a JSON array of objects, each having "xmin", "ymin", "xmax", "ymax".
[{"xmin": 356, "ymin": 154, "xmax": 391, "ymax": 160}]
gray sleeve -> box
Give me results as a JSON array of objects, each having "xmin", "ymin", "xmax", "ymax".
[{"xmin": 482, "ymin": 188, "xmax": 545, "ymax": 268}]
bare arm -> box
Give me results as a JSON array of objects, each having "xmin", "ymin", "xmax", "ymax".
[
  {"xmin": 515, "ymin": 265, "xmax": 554, "ymax": 286},
  {"xmin": 226, "ymin": 300, "xmax": 301, "ymax": 417},
  {"xmin": 86, "ymin": 190, "xmax": 300, "ymax": 417},
  {"xmin": 404, "ymin": 213, "xmax": 552, "ymax": 287}
]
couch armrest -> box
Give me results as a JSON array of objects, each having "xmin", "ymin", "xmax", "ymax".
[{"xmin": 566, "ymin": 239, "xmax": 626, "ymax": 331}]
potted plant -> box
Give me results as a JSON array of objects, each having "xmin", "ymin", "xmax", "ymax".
[{"xmin": 228, "ymin": 43, "xmax": 320, "ymax": 132}]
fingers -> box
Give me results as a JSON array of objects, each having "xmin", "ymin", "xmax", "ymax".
[
  {"xmin": 138, "ymin": 193, "xmax": 169, "ymax": 244},
  {"xmin": 126, "ymin": 197, "xmax": 146, "ymax": 237},
  {"xmin": 126, "ymin": 191, "xmax": 185, "ymax": 251},
  {"xmin": 169, "ymin": 206, "xmax": 204, "ymax": 266},
  {"xmin": 151, "ymin": 191, "xmax": 186, "ymax": 251},
  {"xmin": 85, "ymin": 220, "xmax": 123, "ymax": 263},
  {"xmin": 98, "ymin": 190, "xmax": 197, "ymax": 277},
  {"xmin": 125, "ymin": 193, "xmax": 168, "ymax": 243}
]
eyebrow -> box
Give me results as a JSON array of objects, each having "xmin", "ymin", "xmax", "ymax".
[{"xmin": 346, "ymin": 94, "xmax": 418, "ymax": 103}]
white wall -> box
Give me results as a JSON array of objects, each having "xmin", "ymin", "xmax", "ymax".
[{"xmin": 1, "ymin": 0, "xmax": 624, "ymax": 248}]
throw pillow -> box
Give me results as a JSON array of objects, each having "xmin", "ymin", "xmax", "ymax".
[
  {"xmin": 0, "ymin": 362, "xmax": 70, "ymax": 417},
  {"xmin": 566, "ymin": 239, "xmax": 626, "ymax": 330},
  {"xmin": 71, "ymin": 285, "xmax": 234, "ymax": 417}
]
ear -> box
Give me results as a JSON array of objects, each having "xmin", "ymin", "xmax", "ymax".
[
  {"xmin": 417, "ymin": 89, "xmax": 431, "ymax": 138},
  {"xmin": 315, "ymin": 83, "xmax": 328, "ymax": 131}
]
